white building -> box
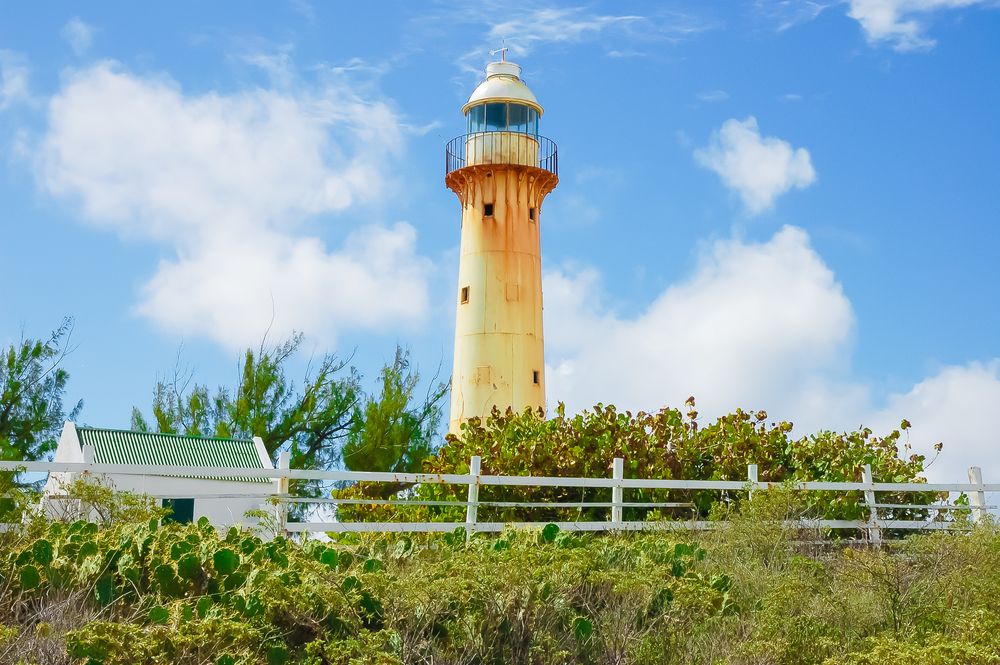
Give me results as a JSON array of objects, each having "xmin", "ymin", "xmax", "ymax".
[{"xmin": 44, "ymin": 422, "xmax": 279, "ymax": 527}]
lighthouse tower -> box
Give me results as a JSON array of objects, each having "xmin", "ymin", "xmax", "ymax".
[{"xmin": 445, "ymin": 56, "xmax": 558, "ymax": 434}]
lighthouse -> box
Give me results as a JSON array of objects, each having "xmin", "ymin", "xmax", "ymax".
[{"xmin": 445, "ymin": 56, "xmax": 558, "ymax": 434}]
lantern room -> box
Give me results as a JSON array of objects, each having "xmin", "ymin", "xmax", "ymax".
[
  {"xmin": 446, "ymin": 59, "xmax": 557, "ymax": 176},
  {"xmin": 461, "ymin": 61, "xmax": 543, "ymax": 135}
]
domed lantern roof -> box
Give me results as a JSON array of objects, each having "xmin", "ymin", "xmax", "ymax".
[{"xmin": 462, "ymin": 61, "xmax": 543, "ymax": 116}]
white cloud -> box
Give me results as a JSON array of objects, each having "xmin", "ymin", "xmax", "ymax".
[
  {"xmin": 0, "ymin": 50, "xmax": 31, "ymax": 110},
  {"xmin": 38, "ymin": 61, "xmax": 430, "ymax": 349},
  {"xmin": 61, "ymin": 18, "xmax": 94, "ymax": 55},
  {"xmin": 606, "ymin": 49, "xmax": 646, "ymax": 58},
  {"xmin": 449, "ymin": 5, "xmax": 712, "ymax": 73},
  {"xmin": 545, "ymin": 225, "xmax": 1000, "ymax": 482},
  {"xmin": 847, "ymin": 0, "xmax": 989, "ymax": 51},
  {"xmin": 755, "ymin": 0, "xmax": 994, "ymax": 51},
  {"xmin": 138, "ymin": 224, "xmax": 429, "ymax": 350},
  {"xmin": 866, "ymin": 361, "xmax": 1000, "ymax": 482},
  {"xmin": 754, "ymin": 0, "xmax": 831, "ymax": 31},
  {"xmin": 545, "ymin": 226, "xmax": 862, "ymax": 429},
  {"xmin": 488, "ymin": 8, "xmax": 645, "ymax": 56},
  {"xmin": 695, "ymin": 117, "xmax": 816, "ymax": 215},
  {"xmin": 696, "ymin": 89, "xmax": 729, "ymax": 102}
]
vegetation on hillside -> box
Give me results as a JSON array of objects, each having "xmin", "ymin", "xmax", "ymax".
[
  {"xmin": 3, "ymin": 320, "xmax": 971, "ymax": 664},
  {"xmin": 0, "ymin": 482, "xmax": 996, "ymax": 665}
]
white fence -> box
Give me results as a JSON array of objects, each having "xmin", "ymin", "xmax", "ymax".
[{"xmin": 1, "ymin": 458, "xmax": 993, "ymax": 542}]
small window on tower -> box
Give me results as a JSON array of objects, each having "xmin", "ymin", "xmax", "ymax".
[
  {"xmin": 532, "ymin": 370, "xmax": 540, "ymax": 385},
  {"xmin": 460, "ymin": 286, "xmax": 470, "ymax": 304},
  {"xmin": 484, "ymin": 203, "xmax": 494, "ymax": 217},
  {"xmin": 529, "ymin": 207, "xmax": 536, "ymax": 221}
]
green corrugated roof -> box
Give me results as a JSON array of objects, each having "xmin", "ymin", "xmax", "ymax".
[{"xmin": 77, "ymin": 427, "xmax": 270, "ymax": 484}]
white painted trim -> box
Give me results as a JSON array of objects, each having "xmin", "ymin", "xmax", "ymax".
[{"xmin": 252, "ymin": 437, "xmax": 273, "ymax": 469}]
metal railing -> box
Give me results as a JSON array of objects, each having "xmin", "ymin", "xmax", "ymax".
[
  {"xmin": 1, "ymin": 458, "xmax": 992, "ymax": 542},
  {"xmin": 445, "ymin": 132, "xmax": 558, "ymax": 177}
]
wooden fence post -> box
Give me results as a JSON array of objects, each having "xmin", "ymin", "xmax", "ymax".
[
  {"xmin": 466, "ymin": 456, "xmax": 481, "ymax": 538},
  {"xmin": 278, "ymin": 451, "xmax": 291, "ymax": 534},
  {"xmin": 747, "ymin": 464, "xmax": 758, "ymax": 501},
  {"xmin": 968, "ymin": 466, "xmax": 986, "ymax": 525},
  {"xmin": 862, "ymin": 464, "xmax": 882, "ymax": 546},
  {"xmin": 611, "ymin": 457, "xmax": 624, "ymax": 528}
]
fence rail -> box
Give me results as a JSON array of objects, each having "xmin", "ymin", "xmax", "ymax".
[{"xmin": 0, "ymin": 457, "xmax": 991, "ymax": 540}]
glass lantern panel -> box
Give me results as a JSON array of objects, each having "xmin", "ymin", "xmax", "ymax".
[
  {"xmin": 508, "ymin": 104, "xmax": 528, "ymax": 133},
  {"xmin": 470, "ymin": 105, "xmax": 486, "ymax": 132},
  {"xmin": 485, "ymin": 102, "xmax": 506, "ymax": 131}
]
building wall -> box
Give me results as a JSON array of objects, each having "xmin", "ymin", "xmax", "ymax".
[
  {"xmin": 45, "ymin": 473, "xmax": 277, "ymax": 528},
  {"xmin": 448, "ymin": 165, "xmax": 556, "ymax": 433},
  {"xmin": 42, "ymin": 423, "xmax": 279, "ymax": 529},
  {"xmin": 108, "ymin": 475, "xmax": 273, "ymax": 526}
]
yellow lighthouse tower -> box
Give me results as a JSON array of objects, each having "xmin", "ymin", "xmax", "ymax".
[{"xmin": 445, "ymin": 56, "xmax": 558, "ymax": 434}]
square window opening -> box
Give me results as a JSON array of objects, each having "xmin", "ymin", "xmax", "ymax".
[
  {"xmin": 529, "ymin": 207, "xmax": 536, "ymax": 221},
  {"xmin": 162, "ymin": 498, "xmax": 195, "ymax": 524},
  {"xmin": 532, "ymin": 370, "xmax": 540, "ymax": 385},
  {"xmin": 484, "ymin": 203, "xmax": 494, "ymax": 217},
  {"xmin": 460, "ymin": 286, "xmax": 470, "ymax": 304}
]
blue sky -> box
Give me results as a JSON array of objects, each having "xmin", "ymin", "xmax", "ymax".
[{"xmin": 2, "ymin": 1, "xmax": 998, "ymax": 481}]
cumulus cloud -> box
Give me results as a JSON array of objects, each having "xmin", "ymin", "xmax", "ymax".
[
  {"xmin": 544, "ymin": 225, "xmax": 999, "ymax": 481},
  {"xmin": 866, "ymin": 361, "xmax": 1000, "ymax": 482},
  {"xmin": 61, "ymin": 18, "xmax": 94, "ymax": 55},
  {"xmin": 0, "ymin": 50, "xmax": 31, "ymax": 110},
  {"xmin": 545, "ymin": 226, "xmax": 862, "ymax": 429},
  {"xmin": 848, "ymin": 0, "xmax": 989, "ymax": 51},
  {"xmin": 695, "ymin": 117, "xmax": 816, "ymax": 215},
  {"xmin": 38, "ymin": 61, "xmax": 430, "ymax": 349},
  {"xmin": 137, "ymin": 225, "xmax": 429, "ymax": 350}
]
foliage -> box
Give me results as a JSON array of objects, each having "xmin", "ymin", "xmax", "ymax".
[
  {"xmin": 339, "ymin": 348, "xmax": 447, "ymax": 498},
  {"xmin": 389, "ymin": 399, "xmax": 937, "ymax": 524},
  {"xmin": 41, "ymin": 476, "xmax": 170, "ymax": 526},
  {"xmin": 3, "ymin": 483, "xmax": 1000, "ymax": 664},
  {"xmin": 132, "ymin": 339, "xmax": 447, "ymax": 505},
  {"xmin": 131, "ymin": 334, "xmax": 360, "ymax": 473},
  {"xmin": 0, "ymin": 465, "xmax": 33, "ymax": 532},
  {"xmin": 0, "ymin": 483, "xmax": 725, "ymax": 665},
  {"xmin": 0, "ymin": 318, "xmax": 82, "ymax": 472}
]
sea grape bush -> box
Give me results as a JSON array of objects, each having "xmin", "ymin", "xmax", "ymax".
[{"xmin": 339, "ymin": 399, "xmax": 937, "ymax": 523}]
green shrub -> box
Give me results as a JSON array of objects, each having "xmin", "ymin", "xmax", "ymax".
[
  {"xmin": 3, "ymin": 474, "xmax": 997, "ymax": 665},
  {"xmin": 337, "ymin": 401, "xmax": 936, "ymax": 524}
]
